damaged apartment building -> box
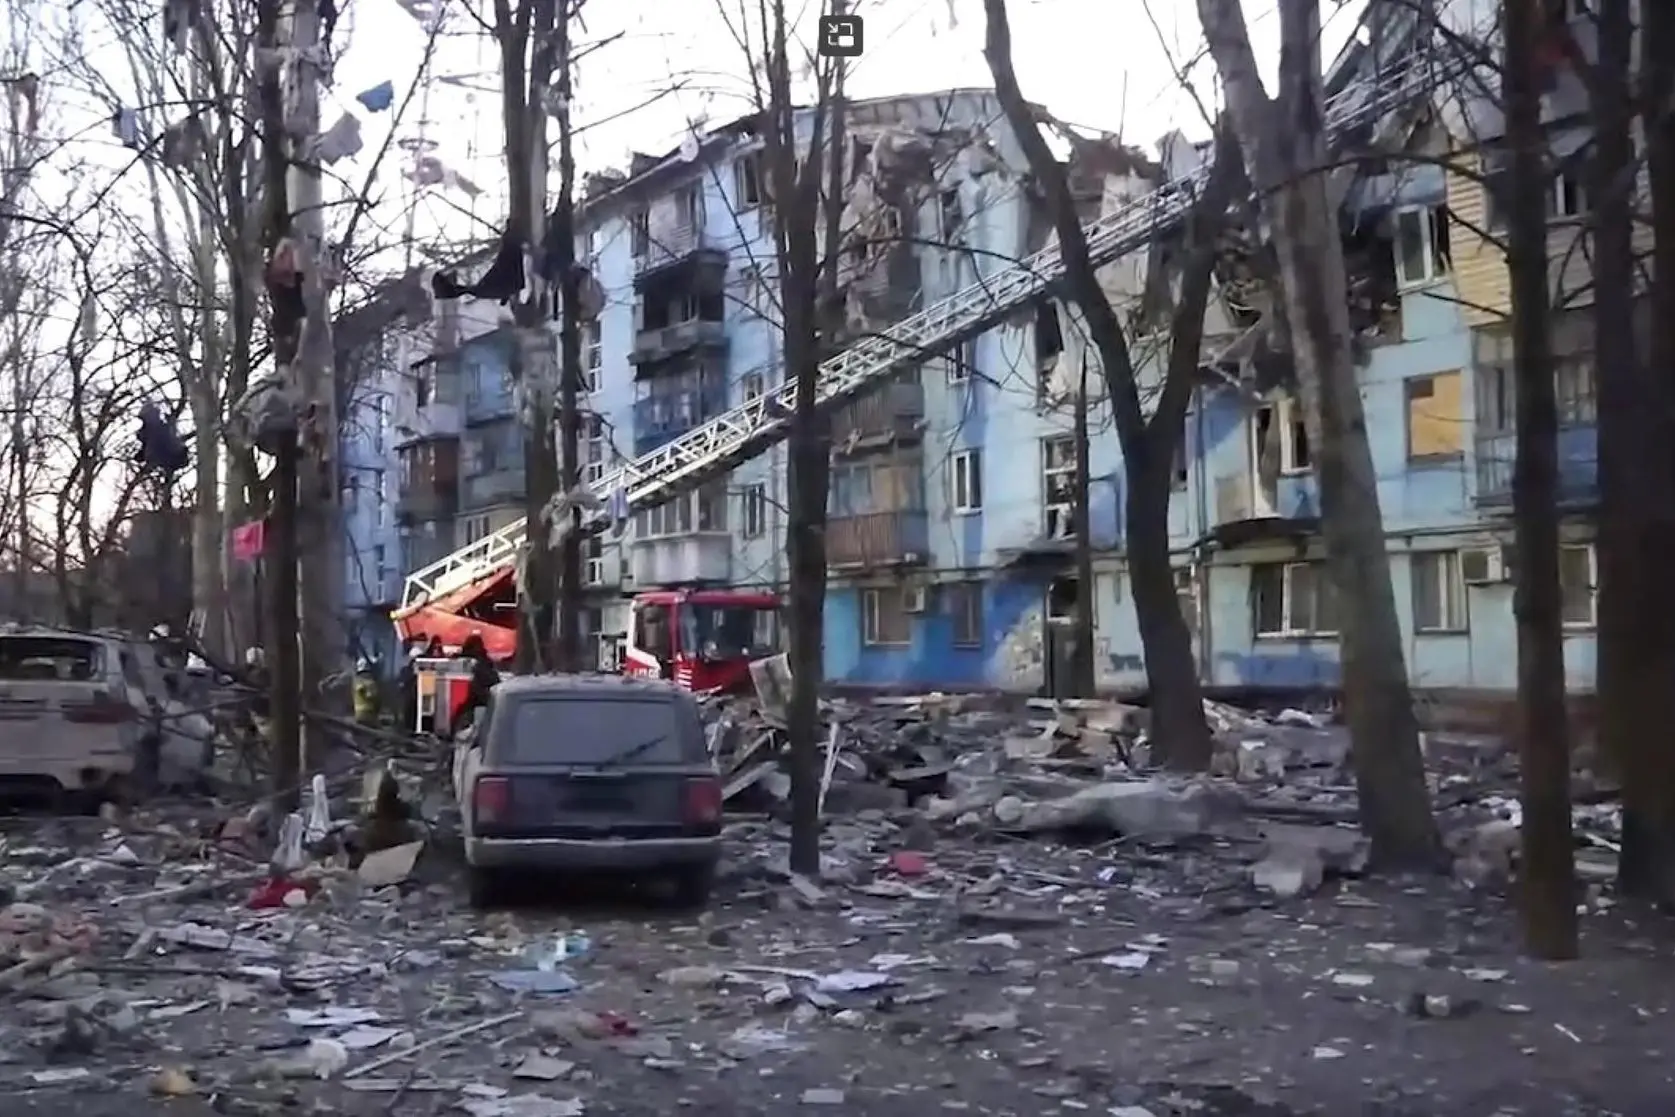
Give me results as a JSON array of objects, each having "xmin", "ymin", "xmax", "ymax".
[{"xmin": 380, "ymin": 0, "xmax": 1604, "ymax": 701}]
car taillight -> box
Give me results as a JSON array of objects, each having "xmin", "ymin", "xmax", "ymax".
[
  {"xmin": 683, "ymin": 777, "xmax": 722, "ymax": 824},
  {"xmin": 473, "ymin": 776, "xmax": 511, "ymax": 824},
  {"xmin": 64, "ymin": 694, "xmax": 135, "ymax": 724}
]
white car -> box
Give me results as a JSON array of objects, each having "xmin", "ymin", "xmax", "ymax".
[{"xmin": 0, "ymin": 627, "xmax": 214, "ymax": 803}]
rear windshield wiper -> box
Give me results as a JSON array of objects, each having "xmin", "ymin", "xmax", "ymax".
[{"xmin": 592, "ymin": 734, "xmax": 668, "ymax": 768}]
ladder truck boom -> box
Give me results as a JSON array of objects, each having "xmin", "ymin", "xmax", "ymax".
[{"xmin": 396, "ymin": 52, "xmax": 1462, "ymax": 620}]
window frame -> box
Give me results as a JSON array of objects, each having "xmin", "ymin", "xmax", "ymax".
[
  {"xmin": 1410, "ymin": 550, "xmax": 1469, "ymax": 633},
  {"xmin": 948, "ymin": 580, "xmax": 983, "ymax": 648},
  {"xmin": 1393, "ymin": 204, "xmax": 1452, "ymax": 288},
  {"xmin": 734, "ymin": 152, "xmax": 763, "ymax": 209},
  {"xmin": 1559, "ymin": 542, "xmax": 1596, "ymax": 628},
  {"xmin": 862, "ymin": 586, "xmax": 912, "ymax": 647},
  {"xmin": 1404, "ymin": 370, "xmax": 1466, "ymax": 463},
  {"xmin": 1251, "ymin": 560, "xmax": 1338, "ymax": 637},
  {"xmin": 1041, "ymin": 434, "xmax": 1075, "ymax": 539},
  {"xmin": 742, "ymin": 484, "xmax": 767, "ymax": 539},
  {"xmin": 951, "ymin": 449, "xmax": 983, "ymax": 513}
]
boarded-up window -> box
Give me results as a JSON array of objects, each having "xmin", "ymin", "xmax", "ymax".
[{"xmin": 1405, "ymin": 371, "xmax": 1465, "ymax": 461}]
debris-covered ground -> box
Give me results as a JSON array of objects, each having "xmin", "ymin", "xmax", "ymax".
[{"xmin": 2, "ymin": 691, "xmax": 1670, "ymax": 1116}]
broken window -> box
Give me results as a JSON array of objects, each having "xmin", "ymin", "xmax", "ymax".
[
  {"xmin": 1251, "ymin": 561, "xmax": 1336, "ymax": 636},
  {"xmin": 938, "ymin": 186, "xmax": 963, "ymax": 242},
  {"xmin": 1045, "ymin": 576, "xmax": 1084, "ymax": 624},
  {"xmin": 1404, "ymin": 371, "xmax": 1465, "ymax": 461},
  {"xmin": 1393, "ymin": 205, "xmax": 1451, "ymax": 287},
  {"xmin": 1254, "ymin": 398, "xmax": 1310, "ymax": 476},
  {"xmin": 1041, "ymin": 435, "xmax": 1075, "ymax": 539},
  {"xmin": 734, "ymin": 153, "xmax": 763, "ymax": 208},
  {"xmin": 629, "ymin": 210, "xmax": 649, "ymax": 256}
]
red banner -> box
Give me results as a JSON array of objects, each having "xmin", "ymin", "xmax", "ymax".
[{"xmin": 230, "ymin": 519, "xmax": 266, "ymax": 562}]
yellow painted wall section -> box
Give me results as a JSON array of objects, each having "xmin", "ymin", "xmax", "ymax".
[
  {"xmin": 1445, "ymin": 158, "xmax": 1510, "ymax": 327},
  {"xmin": 1444, "ymin": 137, "xmax": 1654, "ymax": 329}
]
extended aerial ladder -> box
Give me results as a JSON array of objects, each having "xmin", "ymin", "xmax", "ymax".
[{"xmin": 396, "ymin": 51, "xmax": 1462, "ymax": 620}]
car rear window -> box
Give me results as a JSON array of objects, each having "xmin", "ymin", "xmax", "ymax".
[
  {"xmin": 499, "ymin": 696, "xmax": 693, "ymax": 764},
  {"xmin": 0, "ymin": 637, "xmax": 105, "ymax": 682}
]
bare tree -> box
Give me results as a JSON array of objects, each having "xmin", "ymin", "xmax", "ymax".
[
  {"xmin": 487, "ymin": 0, "xmax": 561, "ymax": 671},
  {"xmin": 1192, "ymin": 0, "xmax": 1441, "ymax": 863},
  {"xmin": 1616, "ymin": 0, "xmax": 1675, "ymax": 905},
  {"xmin": 713, "ymin": 0, "xmax": 850, "ymax": 872},
  {"xmin": 984, "ymin": 0, "xmax": 1239, "ymax": 766},
  {"xmin": 1496, "ymin": 0, "xmax": 1578, "ymax": 957}
]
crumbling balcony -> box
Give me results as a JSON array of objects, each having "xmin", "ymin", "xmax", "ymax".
[
  {"xmin": 629, "ymin": 319, "xmax": 730, "ymax": 367},
  {"xmin": 829, "ymin": 375, "xmax": 923, "ymax": 453},
  {"xmin": 826, "ymin": 510, "xmax": 929, "ymax": 570}
]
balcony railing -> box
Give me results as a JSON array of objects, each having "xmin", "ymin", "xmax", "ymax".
[
  {"xmin": 634, "ymin": 224, "xmax": 723, "ymax": 276},
  {"xmin": 628, "ymin": 533, "xmax": 731, "ymax": 586},
  {"xmin": 464, "ymin": 387, "xmax": 516, "ymax": 427},
  {"xmin": 395, "ymin": 482, "xmax": 458, "ymax": 524},
  {"xmin": 830, "ymin": 378, "xmax": 924, "ymax": 450},
  {"xmin": 1474, "ymin": 426, "xmax": 1598, "ymax": 508},
  {"xmin": 629, "ymin": 319, "xmax": 730, "ymax": 366},
  {"xmin": 826, "ymin": 510, "xmax": 929, "ymax": 569},
  {"xmin": 393, "ymin": 401, "xmax": 461, "ymax": 445},
  {"xmin": 462, "ymin": 467, "xmax": 525, "ymax": 509}
]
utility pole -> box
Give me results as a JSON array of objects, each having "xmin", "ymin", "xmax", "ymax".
[
  {"xmin": 288, "ymin": 0, "xmax": 344, "ymax": 759},
  {"xmin": 1069, "ymin": 356, "xmax": 1095, "ymax": 698},
  {"xmin": 553, "ymin": 7, "xmax": 583, "ymax": 672}
]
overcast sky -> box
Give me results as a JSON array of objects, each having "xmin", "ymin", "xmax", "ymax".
[{"xmin": 323, "ymin": 0, "xmax": 1366, "ymax": 256}]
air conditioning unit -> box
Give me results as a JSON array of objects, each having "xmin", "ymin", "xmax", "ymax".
[
  {"xmin": 1459, "ymin": 546, "xmax": 1507, "ymax": 585},
  {"xmin": 903, "ymin": 585, "xmax": 929, "ymax": 613}
]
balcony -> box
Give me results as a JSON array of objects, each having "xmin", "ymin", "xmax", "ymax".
[
  {"xmin": 463, "ymin": 467, "xmax": 525, "ymax": 510},
  {"xmin": 395, "ymin": 481, "xmax": 458, "ymax": 525},
  {"xmin": 1474, "ymin": 426, "xmax": 1599, "ymax": 509},
  {"xmin": 393, "ymin": 400, "xmax": 461, "ymax": 446},
  {"xmin": 633, "ymin": 384, "xmax": 728, "ymax": 456},
  {"xmin": 629, "ymin": 319, "xmax": 730, "ymax": 367},
  {"xmin": 464, "ymin": 386, "xmax": 516, "ymax": 427},
  {"xmin": 830, "ymin": 377, "xmax": 923, "ymax": 452},
  {"xmin": 633, "ymin": 224, "xmax": 727, "ymax": 283},
  {"xmin": 629, "ymin": 533, "xmax": 731, "ymax": 586},
  {"xmin": 826, "ymin": 510, "xmax": 929, "ymax": 570}
]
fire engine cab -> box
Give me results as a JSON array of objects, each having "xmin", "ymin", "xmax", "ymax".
[{"xmin": 620, "ymin": 589, "xmax": 779, "ymax": 692}]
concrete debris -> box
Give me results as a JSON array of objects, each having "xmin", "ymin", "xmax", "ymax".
[{"xmin": 0, "ymin": 664, "xmax": 1654, "ymax": 1114}]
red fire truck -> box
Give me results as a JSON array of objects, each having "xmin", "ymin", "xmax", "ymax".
[
  {"xmin": 619, "ymin": 589, "xmax": 780, "ymax": 692},
  {"xmin": 392, "ymin": 570, "xmax": 778, "ymax": 693}
]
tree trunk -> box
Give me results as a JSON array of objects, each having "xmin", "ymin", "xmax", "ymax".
[
  {"xmin": 1615, "ymin": 0, "xmax": 1675, "ymax": 904},
  {"xmin": 1195, "ymin": 0, "xmax": 1440, "ymax": 864},
  {"xmin": 553, "ymin": 10, "xmax": 584, "ymax": 674},
  {"xmin": 498, "ymin": 0, "xmax": 558, "ymax": 674},
  {"xmin": 982, "ymin": 0, "xmax": 1215, "ymax": 766},
  {"xmin": 1503, "ymin": 0, "xmax": 1578, "ymax": 958}
]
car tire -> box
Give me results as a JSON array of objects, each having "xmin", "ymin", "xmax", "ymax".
[
  {"xmin": 467, "ymin": 866, "xmax": 509, "ymax": 909},
  {"xmin": 668, "ymin": 862, "xmax": 716, "ymax": 908}
]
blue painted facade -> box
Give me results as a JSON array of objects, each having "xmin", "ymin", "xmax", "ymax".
[
  {"xmin": 338, "ymin": 330, "xmax": 403, "ymax": 668},
  {"xmin": 380, "ymin": 68, "xmax": 1597, "ymax": 696}
]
